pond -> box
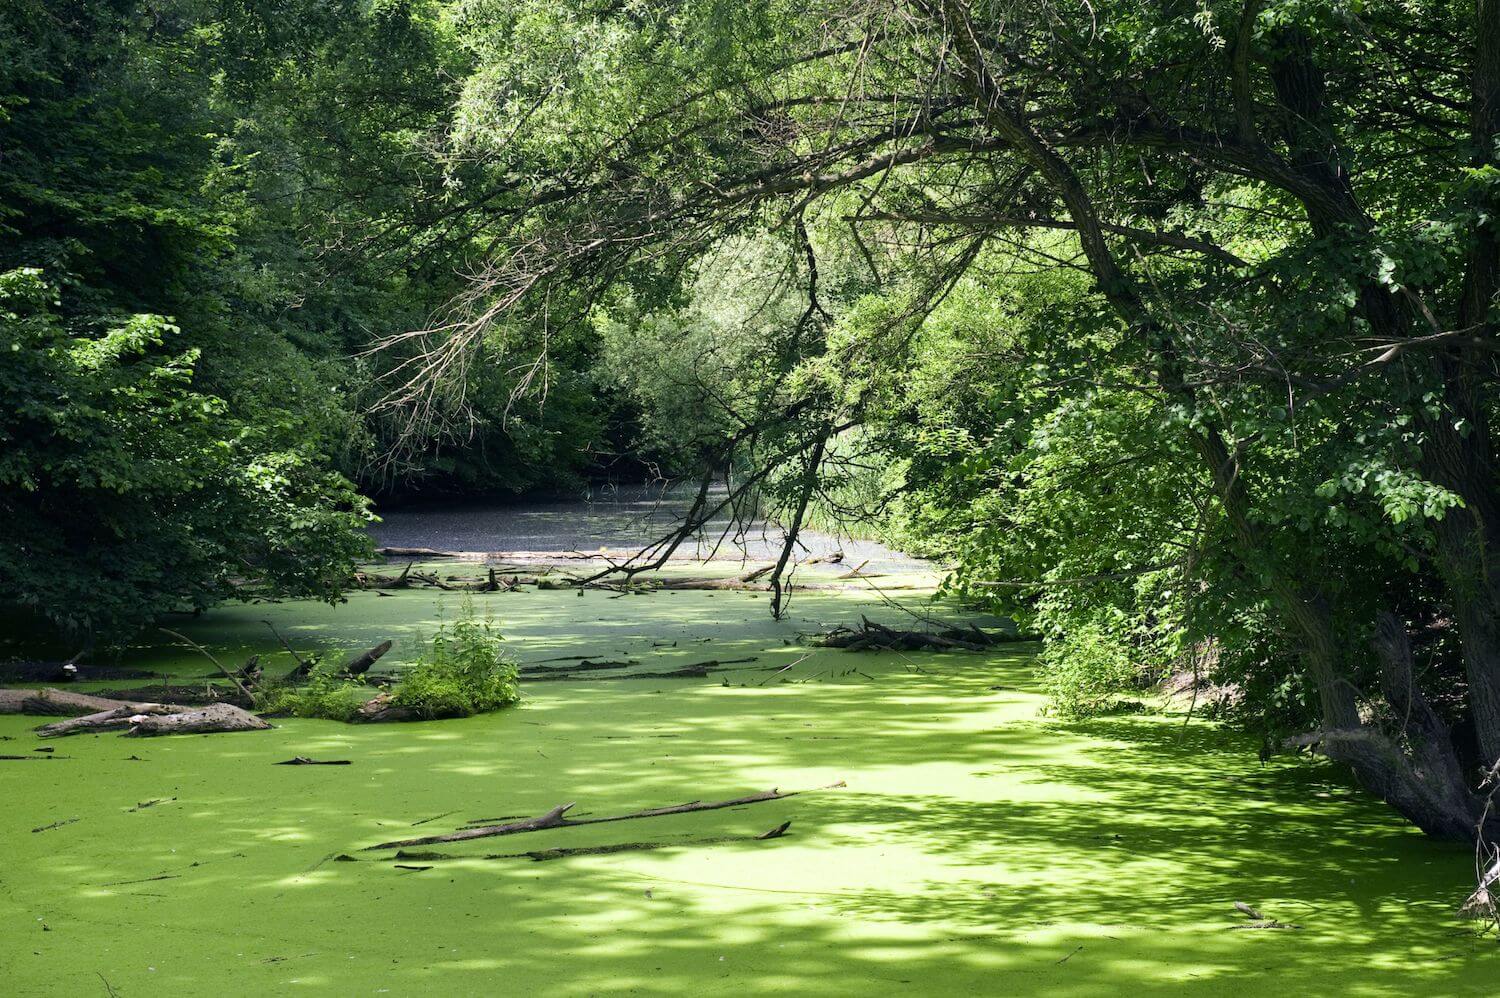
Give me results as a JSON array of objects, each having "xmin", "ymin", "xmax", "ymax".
[{"xmin": 1, "ymin": 506, "xmax": 1495, "ymax": 996}]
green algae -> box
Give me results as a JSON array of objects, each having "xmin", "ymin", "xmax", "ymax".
[{"xmin": 1, "ymin": 573, "xmax": 1495, "ymax": 995}]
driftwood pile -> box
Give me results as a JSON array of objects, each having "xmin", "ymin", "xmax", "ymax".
[{"xmin": 815, "ymin": 616, "xmax": 1018, "ymax": 652}]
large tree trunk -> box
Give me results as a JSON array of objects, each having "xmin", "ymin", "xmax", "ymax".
[{"xmin": 937, "ymin": 1, "xmax": 1484, "ymax": 839}]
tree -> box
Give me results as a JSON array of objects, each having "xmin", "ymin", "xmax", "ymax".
[{"xmin": 394, "ymin": 0, "xmax": 1500, "ymax": 839}]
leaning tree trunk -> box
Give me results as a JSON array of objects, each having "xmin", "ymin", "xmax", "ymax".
[{"xmin": 1313, "ymin": 613, "xmax": 1486, "ymax": 841}]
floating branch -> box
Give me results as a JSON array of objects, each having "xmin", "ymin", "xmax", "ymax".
[
  {"xmin": 392, "ymin": 820, "xmax": 793, "ymax": 863},
  {"xmin": 364, "ymin": 782, "xmax": 844, "ymax": 851}
]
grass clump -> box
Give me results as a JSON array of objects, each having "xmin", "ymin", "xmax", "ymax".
[{"xmin": 389, "ymin": 603, "xmax": 520, "ymax": 719}]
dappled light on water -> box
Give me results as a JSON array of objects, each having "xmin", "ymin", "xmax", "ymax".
[{"xmin": 2, "ymin": 577, "xmax": 1494, "ymax": 994}]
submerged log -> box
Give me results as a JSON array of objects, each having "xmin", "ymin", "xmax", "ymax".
[
  {"xmin": 0, "ymin": 662, "xmax": 158, "ymax": 683},
  {"xmin": 518, "ymin": 657, "xmax": 758, "ymax": 682},
  {"xmin": 366, "ymin": 781, "xmax": 844, "ymax": 851},
  {"xmin": 395, "ymin": 820, "xmax": 794, "ymax": 863},
  {"xmin": 814, "ymin": 617, "xmax": 1019, "ymax": 652},
  {"xmin": 94, "ymin": 685, "xmax": 251, "ymax": 708}
]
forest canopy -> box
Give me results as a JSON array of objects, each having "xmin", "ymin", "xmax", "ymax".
[{"xmin": 3, "ymin": 0, "xmax": 1500, "ymax": 845}]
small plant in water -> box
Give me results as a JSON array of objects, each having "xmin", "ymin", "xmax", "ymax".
[
  {"xmin": 256, "ymin": 667, "xmax": 366, "ymax": 722},
  {"xmin": 390, "ymin": 600, "xmax": 520, "ymax": 719}
]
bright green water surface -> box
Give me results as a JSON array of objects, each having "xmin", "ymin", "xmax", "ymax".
[{"xmin": 1, "ymin": 570, "xmax": 1494, "ymax": 995}]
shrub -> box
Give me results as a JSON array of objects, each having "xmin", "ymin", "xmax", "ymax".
[
  {"xmin": 1039, "ymin": 623, "xmax": 1149, "ymax": 719},
  {"xmin": 390, "ymin": 604, "xmax": 520, "ymax": 719},
  {"xmin": 256, "ymin": 667, "xmax": 367, "ymax": 722}
]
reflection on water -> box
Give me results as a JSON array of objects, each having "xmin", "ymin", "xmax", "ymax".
[{"xmin": 371, "ymin": 483, "xmax": 925, "ymax": 569}]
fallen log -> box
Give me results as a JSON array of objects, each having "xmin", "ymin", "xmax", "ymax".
[
  {"xmin": 276, "ymin": 756, "xmax": 352, "ymax": 766},
  {"xmin": 340, "ymin": 641, "xmax": 393, "ymax": 677},
  {"xmin": 124, "ymin": 702, "xmax": 271, "ymax": 736},
  {"xmin": 365, "ymin": 781, "xmax": 843, "ymax": 851},
  {"xmin": 263, "ymin": 620, "xmax": 312, "ymax": 676},
  {"xmin": 519, "ymin": 659, "xmax": 640, "ymax": 676},
  {"xmin": 520, "ymin": 657, "xmax": 759, "ymax": 683},
  {"xmin": 394, "ymin": 820, "xmax": 793, "ymax": 863},
  {"xmin": 814, "ymin": 617, "xmax": 1019, "ymax": 652},
  {"xmin": 1, "ymin": 688, "xmax": 160, "ymax": 717},
  {"xmin": 36, "ymin": 703, "xmax": 188, "ymax": 738},
  {"xmin": 350, "ymin": 692, "xmax": 419, "ymax": 724},
  {"xmin": 159, "ymin": 628, "xmax": 256, "ymax": 701}
]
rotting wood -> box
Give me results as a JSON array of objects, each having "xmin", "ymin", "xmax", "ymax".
[
  {"xmin": 0, "ymin": 662, "xmax": 157, "ymax": 683},
  {"xmin": 392, "ymin": 820, "xmax": 794, "ymax": 863},
  {"xmin": 520, "ymin": 657, "xmax": 759, "ymax": 683},
  {"xmin": 835, "ymin": 559, "xmax": 870, "ymax": 579},
  {"xmin": 519, "ymin": 659, "xmax": 640, "ymax": 676},
  {"xmin": 32, "ymin": 817, "xmax": 80, "ymax": 832},
  {"xmin": 94, "ymin": 685, "xmax": 250, "ymax": 708},
  {"xmin": 36, "ymin": 703, "xmax": 187, "ymax": 737},
  {"xmin": 814, "ymin": 617, "xmax": 1019, "ymax": 652},
  {"xmin": 128, "ymin": 797, "xmax": 175, "ymax": 811},
  {"xmin": 364, "ymin": 782, "xmax": 844, "ymax": 851},
  {"xmin": 350, "ymin": 692, "xmax": 419, "ymax": 724},
  {"xmin": 1231, "ymin": 901, "xmax": 1301, "ymax": 930},
  {"xmin": 124, "ymin": 703, "xmax": 271, "ymax": 736},
  {"xmin": 0, "ymin": 688, "xmax": 158, "ymax": 717},
  {"xmin": 340, "ymin": 640, "xmax": 392, "ymax": 677},
  {"xmin": 263, "ymin": 620, "xmax": 312, "ymax": 677}
]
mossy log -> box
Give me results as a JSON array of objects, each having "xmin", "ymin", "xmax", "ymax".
[
  {"xmin": 366, "ymin": 781, "xmax": 844, "ymax": 851},
  {"xmin": 0, "ymin": 688, "xmax": 159, "ymax": 717}
]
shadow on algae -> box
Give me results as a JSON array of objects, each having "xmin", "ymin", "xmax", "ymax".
[{"xmin": 1, "ymin": 574, "xmax": 1496, "ymax": 995}]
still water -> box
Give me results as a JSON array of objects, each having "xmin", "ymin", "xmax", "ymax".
[{"xmin": 371, "ymin": 483, "xmax": 924, "ymax": 570}]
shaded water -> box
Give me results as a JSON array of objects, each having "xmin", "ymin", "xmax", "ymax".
[{"xmin": 372, "ymin": 483, "xmax": 927, "ymax": 571}]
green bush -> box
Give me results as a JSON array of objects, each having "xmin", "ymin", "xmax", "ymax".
[
  {"xmin": 256, "ymin": 668, "xmax": 367, "ymax": 722},
  {"xmin": 390, "ymin": 606, "xmax": 521, "ymax": 719},
  {"xmin": 1039, "ymin": 623, "xmax": 1151, "ymax": 719}
]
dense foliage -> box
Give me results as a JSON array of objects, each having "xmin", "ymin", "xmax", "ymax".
[
  {"xmin": 387, "ymin": 0, "xmax": 1500, "ymax": 841},
  {"xmin": 0, "ymin": 0, "xmax": 627, "ymax": 641}
]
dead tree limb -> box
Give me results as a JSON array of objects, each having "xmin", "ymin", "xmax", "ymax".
[
  {"xmin": 340, "ymin": 641, "xmax": 393, "ymax": 677},
  {"xmin": 394, "ymin": 820, "xmax": 793, "ymax": 863},
  {"xmin": 364, "ymin": 782, "xmax": 844, "ymax": 851},
  {"xmin": 159, "ymin": 628, "xmax": 255, "ymax": 701},
  {"xmin": 263, "ymin": 620, "xmax": 311, "ymax": 676}
]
